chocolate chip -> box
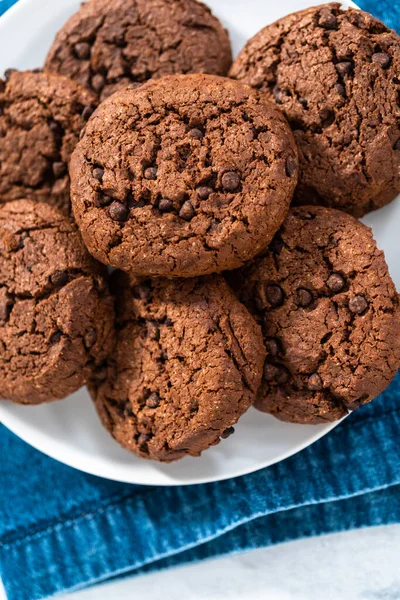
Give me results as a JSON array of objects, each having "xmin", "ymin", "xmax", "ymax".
[
  {"xmin": 285, "ymin": 155, "xmax": 297, "ymax": 177},
  {"xmin": 221, "ymin": 426, "xmax": 235, "ymax": 439},
  {"xmin": 265, "ymin": 337, "xmax": 279, "ymax": 357},
  {"xmin": 52, "ymin": 162, "xmax": 67, "ymax": 178},
  {"xmin": 297, "ymin": 97, "xmax": 307, "ymax": 109},
  {"xmin": 189, "ymin": 128, "xmax": 203, "ymax": 140},
  {"xmin": 266, "ymin": 284, "xmax": 284, "ymax": 307},
  {"xmin": 296, "ymin": 288, "xmax": 313, "ymax": 307},
  {"xmin": 222, "ymin": 171, "xmax": 240, "ymax": 192},
  {"xmin": 348, "ymin": 294, "xmax": 368, "ymax": 314},
  {"xmin": 273, "ymin": 85, "xmax": 288, "ymax": 104},
  {"xmin": 137, "ymin": 433, "xmax": 151, "ymax": 445},
  {"xmin": 0, "ymin": 79, "xmax": 5, "ymax": 93},
  {"xmin": 109, "ymin": 201, "xmax": 128, "ymax": 222},
  {"xmin": 0, "ymin": 298, "xmax": 12, "ymax": 321},
  {"xmin": 318, "ymin": 8, "xmax": 337, "ymax": 29},
  {"xmin": 144, "ymin": 166, "xmax": 157, "ymax": 180},
  {"xmin": 97, "ymin": 194, "xmax": 112, "ymax": 207},
  {"xmin": 50, "ymin": 330, "xmax": 62, "ymax": 344},
  {"xmin": 308, "ymin": 373, "xmax": 323, "ymax": 391},
  {"xmin": 147, "ymin": 322, "xmax": 160, "ymax": 340},
  {"xmin": 50, "ymin": 271, "xmax": 68, "ymax": 287},
  {"xmin": 327, "ymin": 273, "xmax": 345, "ymax": 292},
  {"xmin": 146, "ymin": 393, "xmax": 160, "ymax": 409},
  {"xmin": 334, "ymin": 82, "xmax": 346, "ymax": 97},
  {"xmin": 197, "ymin": 186, "xmax": 213, "ymax": 200},
  {"xmin": 264, "ymin": 363, "xmax": 279, "ymax": 381},
  {"xmin": 159, "ymin": 198, "xmax": 173, "ymax": 212},
  {"xmin": 82, "ymin": 106, "xmax": 94, "ymax": 121},
  {"xmin": 179, "ymin": 201, "xmax": 195, "ymax": 221},
  {"xmin": 335, "ymin": 62, "xmax": 353, "ymax": 77},
  {"xmin": 372, "ymin": 52, "xmax": 391, "ymax": 68},
  {"xmin": 132, "ymin": 282, "xmax": 151, "ymax": 300},
  {"xmin": 84, "ymin": 328, "xmax": 97, "ymax": 348},
  {"xmin": 74, "ymin": 42, "xmax": 91, "ymax": 60},
  {"xmin": 92, "ymin": 74, "xmax": 105, "ymax": 92},
  {"xmin": 394, "ymin": 138, "xmax": 400, "ymax": 151},
  {"xmin": 4, "ymin": 68, "xmax": 17, "ymax": 81},
  {"xmin": 296, "ymin": 209, "xmax": 316, "ymax": 221},
  {"xmin": 92, "ymin": 167, "xmax": 104, "ymax": 181}
]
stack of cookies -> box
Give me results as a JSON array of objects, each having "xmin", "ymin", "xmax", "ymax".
[{"xmin": 1, "ymin": 0, "xmax": 400, "ymax": 462}]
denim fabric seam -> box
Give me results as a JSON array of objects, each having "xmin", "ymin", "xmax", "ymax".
[{"xmin": 2, "ymin": 478, "xmax": 399, "ymax": 551}]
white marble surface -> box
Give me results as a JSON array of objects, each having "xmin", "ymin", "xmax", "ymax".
[{"xmin": 2, "ymin": 525, "xmax": 399, "ymax": 600}]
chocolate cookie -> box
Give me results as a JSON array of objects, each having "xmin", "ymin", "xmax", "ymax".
[
  {"xmin": 0, "ymin": 70, "xmax": 96, "ymax": 213},
  {"xmin": 0, "ymin": 200, "xmax": 115, "ymax": 405},
  {"xmin": 230, "ymin": 4, "xmax": 400, "ymax": 217},
  {"xmin": 45, "ymin": 0, "xmax": 232, "ymax": 102},
  {"xmin": 90, "ymin": 273, "xmax": 265, "ymax": 462},
  {"xmin": 229, "ymin": 206, "xmax": 400, "ymax": 424},
  {"xmin": 70, "ymin": 74, "xmax": 298, "ymax": 278}
]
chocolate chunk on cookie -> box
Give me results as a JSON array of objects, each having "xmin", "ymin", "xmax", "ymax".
[
  {"xmin": 90, "ymin": 273, "xmax": 265, "ymax": 462},
  {"xmin": 0, "ymin": 200, "xmax": 115, "ymax": 404},
  {"xmin": 0, "ymin": 70, "xmax": 96, "ymax": 213},
  {"xmin": 229, "ymin": 206, "xmax": 400, "ymax": 424},
  {"xmin": 45, "ymin": 0, "xmax": 232, "ymax": 102},
  {"xmin": 230, "ymin": 3, "xmax": 400, "ymax": 217},
  {"xmin": 70, "ymin": 74, "xmax": 298, "ymax": 278}
]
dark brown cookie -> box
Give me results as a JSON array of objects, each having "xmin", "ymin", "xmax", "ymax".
[
  {"xmin": 70, "ymin": 74, "xmax": 298, "ymax": 278},
  {"xmin": 44, "ymin": 0, "xmax": 232, "ymax": 102},
  {"xmin": 90, "ymin": 273, "xmax": 265, "ymax": 462},
  {"xmin": 230, "ymin": 4, "xmax": 400, "ymax": 217},
  {"xmin": 0, "ymin": 200, "xmax": 115, "ymax": 405},
  {"xmin": 0, "ymin": 70, "xmax": 96, "ymax": 213},
  {"xmin": 229, "ymin": 206, "xmax": 400, "ymax": 424}
]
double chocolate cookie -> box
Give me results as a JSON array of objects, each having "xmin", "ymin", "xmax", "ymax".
[
  {"xmin": 90, "ymin": 273, "xmax": 265, "ymax": 462},
  {"xmin": 0, "ymin": 200, "xmax": 115, "ymax": 404},
  {"xmin": 0, "ymin": 70, "xmax": 96, "ymax": 213},
  {"xmin": 230, "ymin": 206, "xmax": 400, "ymax": 424},
  {"xmin": 45, "ymin": 0, "xmax": 232, "ymax": 102},
  {"xmin": 230, "ymin": 4, "xmax": 400, "ymax": 217},
  {"xmin": 70, "ymin": 74, "xmax": 298, "ymax": 278}
]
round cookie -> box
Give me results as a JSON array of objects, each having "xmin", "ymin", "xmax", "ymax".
[
  {"xmin": 90, "ymin": 273, "xmax": 265, "ymax": 462},
  {"xmin": 0, "ymin": 69, "xmax": 96, "ymax": 213},
  {"xmin": 229, "ymin": 206, "xmax": 400, "ymax": 424},
  {"xmin": 0, "ymin": 200, "xmax": 115, "ymax": 405},
  {"xmin": 45, "ymin": 0, "xmax": 232, "ymax": 102},
  {"xmin": 70, "ymin": 74, "xmax": 298, "ymax": 278},
  {"xmin": 230, "ymin": 4, "xmax": 400, "ymax": 217}
]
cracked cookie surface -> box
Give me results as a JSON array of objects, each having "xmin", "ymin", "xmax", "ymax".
[
  {"xmin": 230, "ymin": 3, "xmax": 400, "ymax": 217},
  {"xmin": 0, "ymin": 200, "xmax": 115, "ymax": 404},
  {"xmin": 229, "ymin": 206, "xmax": 400, "ymax": 424},
  {"xmin": 90, "ymin": 273, "xmax": 265, "ymax": 462},
  {"xmin": 70, "ymin": 74, "xmax": 298, "ymax": 278},
  {"xmin": 0, "ymin": 70, "xmax": 96, "ymax": 214},
  {"xmin": 45, "ymin": 0, "xmax": 232, "ymax": 102}
]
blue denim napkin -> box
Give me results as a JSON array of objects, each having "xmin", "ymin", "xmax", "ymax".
[{"xmin": 1, "ymin": 1, "xmax": 400, "ymax": 599}]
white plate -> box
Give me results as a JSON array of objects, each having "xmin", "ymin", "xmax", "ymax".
[{"xmin": 0, "ymin": 0, "xmax": 396, "ymax": 487}]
